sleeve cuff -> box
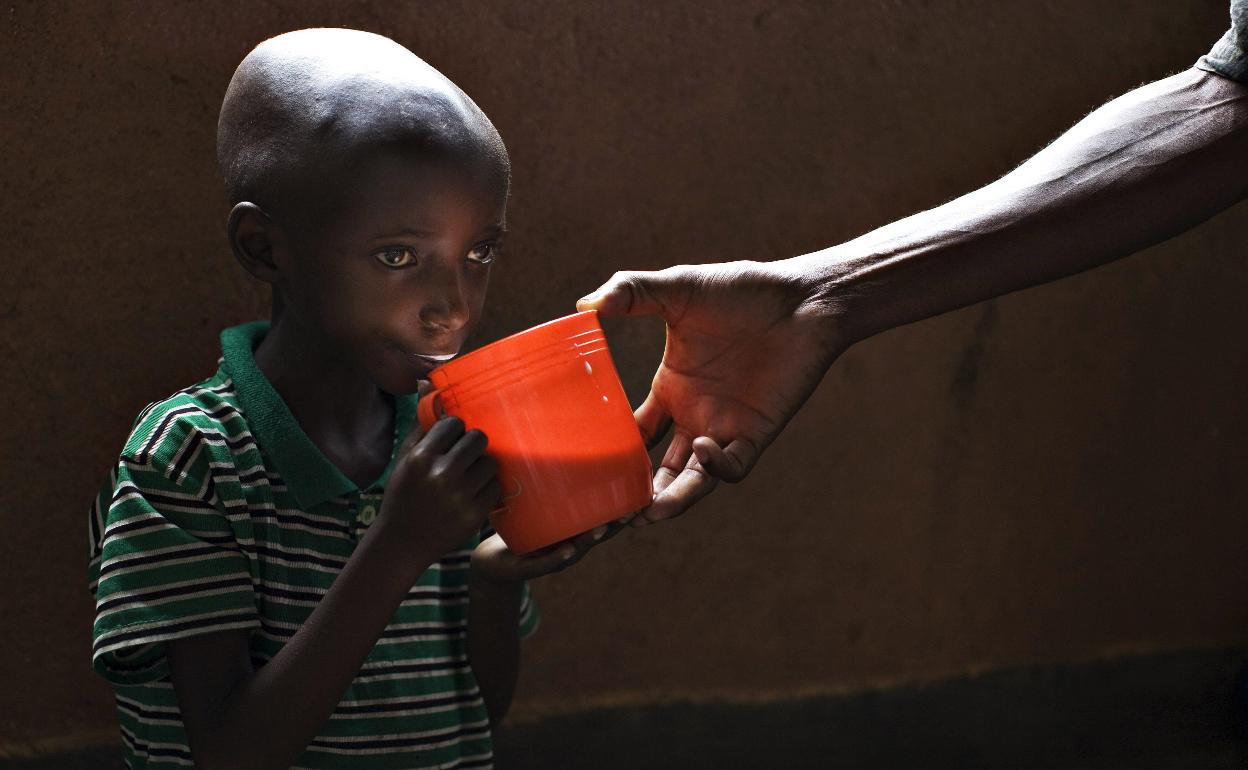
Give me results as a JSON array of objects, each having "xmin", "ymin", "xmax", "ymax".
[
  {"xmin": 518, "ymin": 583, "xmax": 541, "ymax": 641},
  {"xmin": 1197, "ymin": 27, "xmax": 1248, "ymax": 82}
]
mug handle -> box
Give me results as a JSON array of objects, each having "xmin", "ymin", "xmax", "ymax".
[
  {"xmin": 417, "ymin": 387, "xmax": 447, "ymax": 432},
  {"xmin": 416, "ymin": 388, "xmax": 521, "ymax": 512}
]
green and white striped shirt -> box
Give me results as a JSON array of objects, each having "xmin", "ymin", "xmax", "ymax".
[{"xmin": 89, "ymin": 321, "xmax": 538, "ymax": 769}]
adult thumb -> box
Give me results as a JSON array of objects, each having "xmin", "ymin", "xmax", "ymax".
[{"xmin": 577, "ymin": 269, "xmax": 673, "ymax": 319}]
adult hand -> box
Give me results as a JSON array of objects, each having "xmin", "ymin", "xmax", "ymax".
[
  {"xmin": 577, "ymin": 258, "xmax": 846, "ymax": 524},
  {"xmin": 470, "ymin": 518, "xmax": 629, "ymax": 582}
]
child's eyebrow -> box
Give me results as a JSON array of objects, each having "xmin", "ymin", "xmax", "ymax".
[
  {"xmin": 371, "ymin": 227, "xmax": 438, "ymax": 241},
  {"xmin": 370, "ymin": 224, "xmax": 507, "ymax": 241}
]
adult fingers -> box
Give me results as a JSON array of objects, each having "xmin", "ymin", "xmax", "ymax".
[
  {"xmin": 639, "ymin": 452, "xmax": 719, "ymax": 524},
  {"xmin": 691, "ymin": 436, "xmax": 760, "ymax": 483},
  {"xmin": 475, "ymin": 535, "xmax": 573, "ymax": 582},
  {"xmin": 576, "ymin": 269, "xmax": 672, "ymax": 319},
  {"xmin": 569, "ymin": 520, "xmax": 623, "ymax": 550},
  {"xmin": 632, "ymin": 432, "xmax": 692, "ymax": 528},
  {"xmin": 543, "ymin": 525, "xmax": 614, "ymax": 570},
  {"xmin": 510, "ymin": 543, "xmax": 581, "ymax": 579},
  {"xmin": 590, "ymin": 518, "xmax": 629, "ymax": 544},
  {"xmin": 635, "ymin": 391, "xmax": 673, "ymax": 450}
]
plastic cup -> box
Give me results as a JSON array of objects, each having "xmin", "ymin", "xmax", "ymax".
[{"xmin": 417, "ymin": 310, "xmax": 652, "ymax": 554}]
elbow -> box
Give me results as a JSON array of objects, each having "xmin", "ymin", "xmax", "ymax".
[
  {"xmin": 483, "ymin": 689, "xmax": 514, "ymax": 728},
  {"xmin": 190, "ymin": 748, "xmax": 242, "ymax": 770}
]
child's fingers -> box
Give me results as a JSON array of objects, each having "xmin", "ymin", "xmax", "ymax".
[
  {"xmin": 406, "ymin": 416, "xmax": 464, "ymax": 460},
  {"xmin": 397, "ymin": 385, "xmax": 432, "ymax": 450},
  {"xmin": 691, "ymin": 436, "xmax": 759, "ymax": 483},
  {"xmin": 439, "ymin": 428, "xmax": 488, "ymax": 476},
  {"xmin": 462, "ymin": 454, "xmax": 499, "ymax": 496},
  {"xmin": 472, "ymin": 478, "xmax": 503, "ymax": 511}
]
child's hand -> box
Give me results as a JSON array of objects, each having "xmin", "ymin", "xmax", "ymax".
[
  {"xmin": 470, "ymin": 518, "xmax": 629, "ymax": 584},
  {"xmin": 378, "ymin": 415, "xmax": 500, "ymax": 559}
]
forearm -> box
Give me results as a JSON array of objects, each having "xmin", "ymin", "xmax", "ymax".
[
  {"xmin": 466, "ymin": 574, "xmax": 523, "ymax": 726},
  {"xmin": 796, "ymin": 68, "xmax": 1248, "ymax": 345},
  {"xmin": 176, "ymin": 523, "xmax": 442, "ymax": 770}
]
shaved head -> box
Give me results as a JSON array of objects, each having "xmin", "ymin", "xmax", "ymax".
[{"xmin": 217, "ymin": 28, "xmax": 508, "ymax": 212}]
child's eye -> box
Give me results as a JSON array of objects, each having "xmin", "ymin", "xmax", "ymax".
[
  {"xmin": 374, "ymin": 247, "xmax": 419, "ymax": 269},
  {"xmin": 466, "ymin": 242, "xmax": 499, "ymax": 265}
]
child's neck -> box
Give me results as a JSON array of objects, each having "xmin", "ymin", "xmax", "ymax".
[{"xmin": 254, "ymin": 318, "xmax": 396, "ymax": 489}]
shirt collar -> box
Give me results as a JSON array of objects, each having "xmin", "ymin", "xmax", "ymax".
[{"xmin": 219, "ymin": 321, "xmax": 416, "ymax": 509}]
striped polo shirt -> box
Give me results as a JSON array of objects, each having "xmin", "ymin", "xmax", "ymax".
[{"xmin": 88, "ymin": 321, "xmax": 538, "ymax": 769}]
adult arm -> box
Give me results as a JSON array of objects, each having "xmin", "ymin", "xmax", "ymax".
[{"xmin": 579, "ymin": 67, "xmax": 1248, "ymax": 524}]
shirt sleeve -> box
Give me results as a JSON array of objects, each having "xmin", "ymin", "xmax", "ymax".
[
  {"xmin": 1196, "ymin": 0, "xmax": 1248, "ymax": 82},
  {"xmin": 89, "ymin": 424, "xmax": 259, "ymax": 686}
]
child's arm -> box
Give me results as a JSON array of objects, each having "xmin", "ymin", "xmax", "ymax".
[
  {"xmin": 466, "ymin": 522, "xmax": 625, "ymax": 724},
  {"xmin": 167, "ymin": 417, "xmax": 499, "ymax": 770}
]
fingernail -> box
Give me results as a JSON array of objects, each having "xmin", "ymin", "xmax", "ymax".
[
  {"xmin": 591, "ymin": 525, "xmax": 607, "ymax": 541},
  {"xmin": 615, "ymin": 516, "xmax": 631, "ymax": 525},
  {"xmin": 562, "ymin": 547, "xmax": 576, "ymax": 560}
]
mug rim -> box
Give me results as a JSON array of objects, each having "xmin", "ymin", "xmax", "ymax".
[{"xmin": 430, "ymin": 309, "xmax": 600, "ymax": 383}]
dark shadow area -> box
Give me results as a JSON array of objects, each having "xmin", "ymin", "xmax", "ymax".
[
  {"xmin": 494, "ymin": 647, "xmax": 1248, "ymax": 770},
  {"xmin": 8, "ymin": 647, "xmax": 1248, "ymax": 768}
]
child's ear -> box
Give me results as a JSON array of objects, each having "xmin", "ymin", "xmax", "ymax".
[{"xmin": 227, "ymin": 202, "xmax": 282, "ymax": 284}]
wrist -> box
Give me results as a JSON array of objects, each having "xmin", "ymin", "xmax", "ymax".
[
  {"xmin": 468, "ymin": 565, "xmax": 524, "ymax": 600},
  {"xmin": 767, "ymin": 250, "xmax": 861, "ymax": 351},
  {"xmin": 362, "ymin": 515, "xmax": 444, "ymax": 582}
]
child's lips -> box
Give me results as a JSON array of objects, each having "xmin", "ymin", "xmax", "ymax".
[
  {"xmin": 415, "ymin": 351, "xmax": 457, "ymax": 362},
  {"xmin": 408, "ymin": 351, "xmax": 457, "ymax": 370}
]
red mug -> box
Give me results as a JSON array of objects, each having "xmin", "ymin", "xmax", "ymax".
[{"xmin": 417, "ymin": 310, "xmax": 653, "ymax": 554}]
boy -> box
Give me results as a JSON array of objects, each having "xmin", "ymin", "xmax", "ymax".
[{"xmin": 88, "ymin": 28, "xmax": 619, "ymax": 770}]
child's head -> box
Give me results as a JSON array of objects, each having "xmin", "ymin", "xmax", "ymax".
[{"xmin": 217, "ymin": 28, "xmax": 509, "ymax": 395}]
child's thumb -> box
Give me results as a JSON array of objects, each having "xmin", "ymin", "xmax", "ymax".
[{"xmin": 401, "ymin": 380, "xmax": 435, "ymax": 449}]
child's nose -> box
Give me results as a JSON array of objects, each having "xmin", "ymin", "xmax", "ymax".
[{"xmin": 418, "ymin": 267, "xmax": 470, "ymax": 333}]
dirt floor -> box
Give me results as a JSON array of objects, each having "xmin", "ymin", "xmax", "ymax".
[{"xmin": 15, "ymin": 647, "xmax": 1248, "ymax": 769}]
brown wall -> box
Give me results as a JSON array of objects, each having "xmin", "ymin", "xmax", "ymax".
[{"xmin": 4, "ymin": 0, "xmax": 1247, "ymax": 751}]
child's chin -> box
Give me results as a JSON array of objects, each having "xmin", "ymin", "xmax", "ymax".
[{"xmin": 372, "ymin": 367, "xmax": 425, "ymax": 397}]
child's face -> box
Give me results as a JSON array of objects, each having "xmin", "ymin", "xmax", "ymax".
[{"xmin": 276, "ymin": 145, "xmax": 508, "ymax": 395}]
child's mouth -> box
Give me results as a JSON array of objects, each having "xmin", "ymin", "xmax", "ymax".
[{"xmin": 409, "ymin": 351, "xmax": 457, "ymax": 367}]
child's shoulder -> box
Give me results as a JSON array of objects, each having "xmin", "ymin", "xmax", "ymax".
[{"xmin": 118, "ymin": 365, "xmax": 253, "ymax": 478}]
